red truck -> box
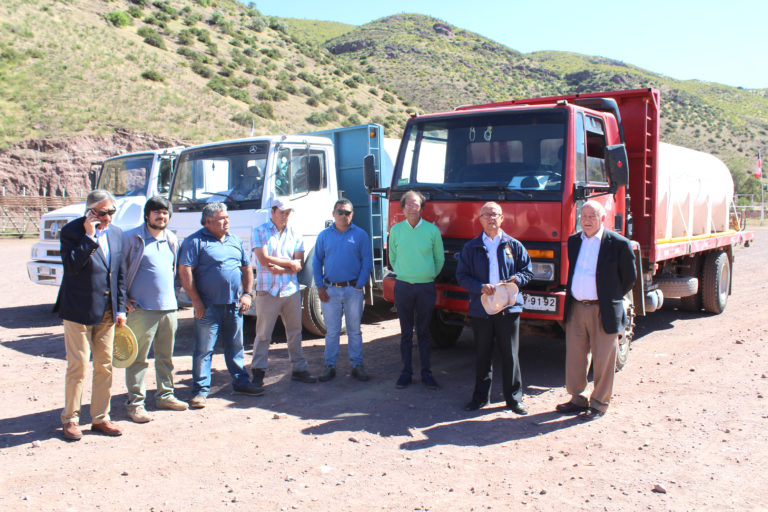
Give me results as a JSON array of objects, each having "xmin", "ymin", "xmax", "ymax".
[{"xmin": 365, "ymin": 88, "xmax": 754, "ymax": 369}]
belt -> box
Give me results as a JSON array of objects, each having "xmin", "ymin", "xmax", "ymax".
[
  {"xmin": 324, "ymin": 279, "xmax": 355, "ymax": 287},
  {"xmin": 575, "ymin": 298, "xmax": 599, "ymax": 305}
]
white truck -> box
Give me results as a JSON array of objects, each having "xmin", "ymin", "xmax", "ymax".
[
  {"xmin": 166, "ymin": 124, "xmax": 397, "ymax": 336},
  {"xmin": 27, "ymin": 147, "xmax": 184, "ymax": 286}
]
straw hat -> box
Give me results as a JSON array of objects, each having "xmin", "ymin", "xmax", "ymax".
[
  {"xmin": 112, "ymin": 325, "xmax": 138, "ymax": 368},
  {"xmin": 480, "ymin": 282, "xmax": 519, "ymax": 315}
]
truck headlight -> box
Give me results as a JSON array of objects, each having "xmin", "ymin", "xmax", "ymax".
[{"xmin": 531, "ymin": 261, "xmax": 555, "ymax": 282}]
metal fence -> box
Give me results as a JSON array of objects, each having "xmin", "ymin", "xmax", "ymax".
[{"xmin": 0, "ymin": 195, "xmax": 82, "ymax": 237}]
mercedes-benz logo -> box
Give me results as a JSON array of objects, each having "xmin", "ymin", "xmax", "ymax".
[{"xmin": 49, "ymin": 222, "xmax": 59, "ymax": 238}]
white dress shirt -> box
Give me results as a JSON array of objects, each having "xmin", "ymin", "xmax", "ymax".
[
  {"xmin": 482, "ymin": 231, "xmax": 502, "ymax": 285},
  {"xmin": 571, "ymin": 227, "xmax": 603, "ymax": 301}
]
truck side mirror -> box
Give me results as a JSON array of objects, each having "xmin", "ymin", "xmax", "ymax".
[
  {"xmin": 363, "ymin": 154, "xmax": 377, "ymax": 192},
  {"xmin": 307, "ymin": 155, "xmax": 322, "ymax": 191},
  {"xmin": 606, "ymin": 144, "xmax": 629, "ymax": 186}
]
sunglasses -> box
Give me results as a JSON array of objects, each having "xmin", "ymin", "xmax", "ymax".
[
  {"xmin": 91, "ymin": 208, "xmax": 117, "ymax": 217},
  {"xmin": 335, "ymin": 210, "xmax": 352, "ymax": 216}
]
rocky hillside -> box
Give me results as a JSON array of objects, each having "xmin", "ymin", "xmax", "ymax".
[{"xmin": 1, "ymin": 2, "xmax": 766, "ymax": 197}]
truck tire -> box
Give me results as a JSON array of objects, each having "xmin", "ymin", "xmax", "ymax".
[
  {"xmin": 656, "ymin": 275, "xmax": 698, "ymax": 298},
  {"xmin": 429, "ymin": 310, "xmax": 463, "ymax": 349},
  {"xmin": 701, "ymin": 250, "xmax": 730, "ymax": 314},
  {"xmin": 615, "ymin": 292, "xmax": 635, "ymax": 372},
  {"xmin": 300, "ymin": 285, "xmax": 347, "ymax": 337},
  {"xmin": 680, "ymin": 255, "xmax": 703, "ymax": 311}
]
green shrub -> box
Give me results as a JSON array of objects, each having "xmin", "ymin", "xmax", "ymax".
[
  {"xmin": 177, "ymin": 29, "xmax": 195, "ymax": 45},
  {"xmin": 206, "ymin": 77, "xmax": 229, "ymax": 95},
  {"xmin": 297, "ymin": 71, "xmax": 321, "ymax": 88},
  {"xmin": 260, "ymin": 48, "xmax": 281, "ymax": 60},
  {"xmin": 306, "ymin": 112, "xmax": 327, "ymax": 126},
  {"xmin": 183, "ymin": 12, "xmax": 202, "ymax": 26},
  {"xmin": 368, "ymin": 87, "xmax": 378, "ymax": 96},
  {"xmin": 127, "ymin": 6, "xmax": 143, "ymax": 19},
  {"xmin": 268, "ymin": 17, "xmax": 287, "ymax": 33},
  {"xmin": 343, "ymin": 78, "xmax": 358, "ymax": 89},
  {"xmin": 228, "ymin": 88, "xmax": 251, "ymax": 104},
  {"xmin": 106, "ymin": 11, "xmax": 132, "ymax": 27},
  {"xmin": 276, "ymin": 80, "xmax": 297, "ymax": 95},
  {"xmin": 190, "ymin": 61, "xmax": 213, "ymax": 78},
  {"xmin": 231, "ymin": 112, "xmax": 255, "ymax": 127},
  {"xmin": 137, "ymin": 27, "xmax": 166, "ymax": 50},
  {"xmin": 257, "ymin": 88, "xmax": 288, "ymax": 101},
  {"xmin": 250, "ymin": 102, "xmax": 274, "ymax": 119},
  {"xmin": 306, "ymin": 96, "xmax": 319, "ymax": 107},
  {"xmin": 248, "ymin": 16, "xmax": 267, "ymax": 32},
  {"xmin": 140, "ymin": 69, "xmax": 164, "ymax": 81},
  {"xmin": 381, "ymin": 92, "xmax": 395, "ymax": 104},
  {"xmin": 152, "ymin": 1, "xmax": 177, "ymax": 18}
]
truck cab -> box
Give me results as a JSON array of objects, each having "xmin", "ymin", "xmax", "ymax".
[
  {"xmin": 27, "ymin": 147, "xmax": 183, "ymax": 286},
  {"xmin": 166, "ymin": 125, "xmax": 395, "ymax": 335}
]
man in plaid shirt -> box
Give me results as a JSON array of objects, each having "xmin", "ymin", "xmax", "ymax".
[{"xmin": 249, "ymin": 198, "xmax": 317, "ymax": 387}]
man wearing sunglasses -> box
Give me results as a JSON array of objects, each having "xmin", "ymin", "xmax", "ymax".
[
  {"xmin": 55, "ymin": 189, "xmax": 127, "ymax": 441},
  {"xmin": 313, "ymin": 198, "xmax": 373, "ymax": 382}
]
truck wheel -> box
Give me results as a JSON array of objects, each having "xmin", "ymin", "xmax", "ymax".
[
  {"xmin": 302, "ymin": 285, "xmax": 327, "ymax": 336},
  {"xmin": 656, "ymin": 275, "xmax": 698, "ymax": 298},
  {"xmin": 680, "ymin": 255, "xmax": 703, "ymax": 311},
  {"xmin": 429, "ymin": 310, "xmax": 463, "ymax": 349},
  {"xmin": 615, "ymin": 292, "xmax": 635, "ymax": 372},
  {"xmin": 300, "ymin": 285, "xmax": 347, "ymax": 337},
  {"xmin": 701, "ymin": 250, "xmax": 730, "ymax": 314}
]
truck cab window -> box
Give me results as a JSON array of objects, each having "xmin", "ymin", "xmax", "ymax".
[
  {"xmin": 586, "ymin": 115, "xmax": 609, "ymax": 184},
  {"xmin": 157, "ymin": 158, "xmax": 173, "ymax": 195},
  {"xmin": 275, "ymin": 148, "xmax": 327, "ymax": 196},
  {"xmin": 98, "ymin": 155, "xmax": 153, "ymax": 197},
  {"xmin": 575, "ymin": 112, "xmax": 587, "ymax": 183}
]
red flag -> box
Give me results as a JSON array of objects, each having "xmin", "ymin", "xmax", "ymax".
[{"xmin": 756, "ymin": 151, "xmax": 763, "ymax": 178}]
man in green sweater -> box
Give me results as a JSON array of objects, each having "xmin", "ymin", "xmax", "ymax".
[{"xmin": 388, "ymin": 190, "xmax": 445, "ymax": 389}]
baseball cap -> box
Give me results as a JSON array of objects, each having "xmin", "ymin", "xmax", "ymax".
[{"xmin": 270, "ymin": 198, "xmax": 294, "ymax": 211}]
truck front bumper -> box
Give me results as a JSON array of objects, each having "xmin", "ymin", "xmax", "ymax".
[{"xmin": 27, "ymin": 262, "xmax": 63, "ymax": 286}]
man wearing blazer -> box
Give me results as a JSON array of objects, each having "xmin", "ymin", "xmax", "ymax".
[
  {"xmin": 55, "ymin": 189, "xmax": 127, "ymax": 440},
  {"xmin": 556, "ymin": 200, "xmax": 636, "ymax": 420}
]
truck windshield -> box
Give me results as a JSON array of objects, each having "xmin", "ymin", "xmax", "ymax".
[
  {"xmin": 396, "ymin": 110, "xmax": 566, "ymax": 192},
  {"xmin": 97, "ymin": 155, "xmax": 154, "ymax": 197},
  {"xmin": 170, "ymin": 142, "xmax": 268, "ymax": 210}
]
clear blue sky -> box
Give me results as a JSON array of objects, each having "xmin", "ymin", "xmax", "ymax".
[{"xmin": 250, "ymin": 0, "xmax": 766, "ymax": 89}]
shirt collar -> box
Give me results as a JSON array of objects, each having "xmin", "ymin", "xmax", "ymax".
[
  {"xmin": 406, "ymin": 218, "xmax": 423, "ymax": 229},
  {"xmin": 482, "ymin": 230, "xmax": 503, "ymax": 244},
  {"xmin": 581, "ymin": 226, "xmax": 605, "ymax": 241}
]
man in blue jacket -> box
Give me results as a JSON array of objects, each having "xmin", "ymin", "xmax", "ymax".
[{"xmin": 456, "ymin": 202, "xmax": 533, "ymax": 415}]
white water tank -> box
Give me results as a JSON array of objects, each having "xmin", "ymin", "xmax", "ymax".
[{"xmin": 655, "ymin": 142, "xmax": 733, "ymax": 240}]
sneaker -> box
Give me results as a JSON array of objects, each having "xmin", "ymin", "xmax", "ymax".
[
  {"xmin": 422, "ymin": 372, "xmax": 439, "ymax": 390},
  {"xmin": 233, "ymin": 383, "xmax": 265, "ymax": 396},
  {"xmin": 395, "ymin": 372, "xmax": 412, "ymax": 389},
  {"xmin": 189, "ymin": 394, "xmax": 207, "ymax": 409},
  {"xmin": 251, "ymin": 368, "xmax": 265, "ymax": 388},
  {"xmin": 155, "ymin": 396, "xmax": 188, "ymax": 411},
  {"xmin": 351, "ymin": 365, "xmax": 369, "ymax": 382},
  {"xmin": 291, "ymin": 370, "xmax": 318, "ymax": 383},
  {"xmin": 127, "ymin": 406, "xmax": 153, "ymax": 423},
  {"xmin": 319, "ymin": 365, "xmax": 336, "ymax": 382}
]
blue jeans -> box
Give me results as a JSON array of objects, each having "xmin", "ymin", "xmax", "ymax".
[
  {"xmin": 320, "ymin": 285, "xmax": 365, "ymax": 367},
  {"xmin": 192, "ymin": 304, "xmax": 251, "ymax": 396}
]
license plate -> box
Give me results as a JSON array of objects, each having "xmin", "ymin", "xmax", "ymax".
[{"xmin": 522, "ymin": 293, "xmax": 557, "ymax": 312}]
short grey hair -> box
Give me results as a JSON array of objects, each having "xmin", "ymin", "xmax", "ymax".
[
  {"xmin": 581, "ymin": 200, "xmax": 606, "ymax": 219},
  {"xmin": 480, "ymin": 201, "xmax": 502, "ymax": 214},
  {"xmin": 201, "ymin": 202, "xmax": 227, "ymax": 225},
  {"xmin": 85, "ymin": 189, "xmax": 115, "ymax": 209}
]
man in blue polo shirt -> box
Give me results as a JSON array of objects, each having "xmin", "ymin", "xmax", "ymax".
[
  {"xmin": 313, "ymin": 198, "xmax": 373, "ymax": 382},
  {"xmin": 178, "ymin": 202, "xmax": 262, "ymax": 409},
  {"xmin": 123, "ymin": 196, "xmax": 188, "ymax": 423}
]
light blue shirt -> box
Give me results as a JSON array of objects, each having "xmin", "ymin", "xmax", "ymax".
[{"xmin": 127, "ymin": 226, "xmax": 177, "ymax": 311}]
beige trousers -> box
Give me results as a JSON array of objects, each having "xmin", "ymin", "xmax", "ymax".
[
  {"xmin": 61, "ymin": 309, "xmax": 115, "ymax": 425},
  {"xmin": 565, "ymin": 301, "xmax": 618, "ymax": 413}
]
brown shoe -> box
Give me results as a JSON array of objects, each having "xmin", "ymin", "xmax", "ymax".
[
  {"xmin": 62, "ymin": 422, "xmax": 82, "ymax": 441},
  {"xmin": 91, "ymin": 420, "xmax": 123, "ymax": 437}
]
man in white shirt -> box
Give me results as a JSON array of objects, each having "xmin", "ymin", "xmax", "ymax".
[{"xmin": 557, "ymin": 200, "xmax": 636, "ymax": 420}]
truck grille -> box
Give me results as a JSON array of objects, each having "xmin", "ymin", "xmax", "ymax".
[{"xmin": 42, "ymin": 219, "xmax": 68, "ymax": 241}]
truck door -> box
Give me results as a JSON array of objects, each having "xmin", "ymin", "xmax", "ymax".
[{"xmin": 574, "ymin": 112, "xmax": 615, "ymax": 230}]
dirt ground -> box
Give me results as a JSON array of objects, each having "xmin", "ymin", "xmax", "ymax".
[{"xmin": 1, "ymin": 233, "xmax": 767, "ymax": 512}]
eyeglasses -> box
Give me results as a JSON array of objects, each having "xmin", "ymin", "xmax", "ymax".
[
  {"xmin": 335, "ymin": 210, "xmax": 352, "ymax": 216},
  {"xmin": 404, "ymin": 202, "xmax": 421, "ymax": 209},
  {"xmin": 481, "ymin": 213, "xmax": 501, "ymax": 219},
  {"xmin": 91, "ymin": 208, "xmax": 117, "ymax": 217}
]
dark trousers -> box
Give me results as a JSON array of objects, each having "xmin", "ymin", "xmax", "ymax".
[
  {"xmin": 470, "ymin": 312, "xmax": 523, "ymax": 405},
  {"xmin": 394, "ymin": 280, "xmax": 436, "ymax": 376}
]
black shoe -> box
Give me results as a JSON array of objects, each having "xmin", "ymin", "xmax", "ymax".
[
  {"xmin": 395, "ymin": 372, "xmax": 412, "ymax": 389},
  {"xmin": 251, "ymin": 368, "xmax": 265, "ymax": 388},
  {"xmin": 319, "ymin": 365, "xmax": 336, "ymax": 382},
  {"xmin": 291, "ymin": 370, "xmax": 317, "ymax": 383},
  {"xmin": 351, "ymin": 365, "xmax": 369, "ymax": 382},
  {"xmin": 580, "ymin": 407, "xmax": 605, "ymax": 420},
  {"xmin": 507, "ymin": 401, "xmax": 529, "ymax": 415},
  {"xmin": 464, "ymin": 400, "xmax": 489, "ymax": 411},
  {"xmin": 233, "ymin": 384, "xmax": 265, "ymax": 396},
  {"xmin": 421, "ymin": 372, "xmax": 439, "ymax": 390},
  {"xmin": 555, "ymin": 401, "xmax": 588, "ymax": 415}
]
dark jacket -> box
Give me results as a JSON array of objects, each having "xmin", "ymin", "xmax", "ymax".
[
  {"xmin": 564, "ymin": 229, "xmax": 636, "ymax": 334},
  {"xmin": 54, "ymin": 217, "xmax": 126, "ymax": 325},
  {"xmin": 456, "ymin": 231, "xmax": 533, "ymax": 318}
]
